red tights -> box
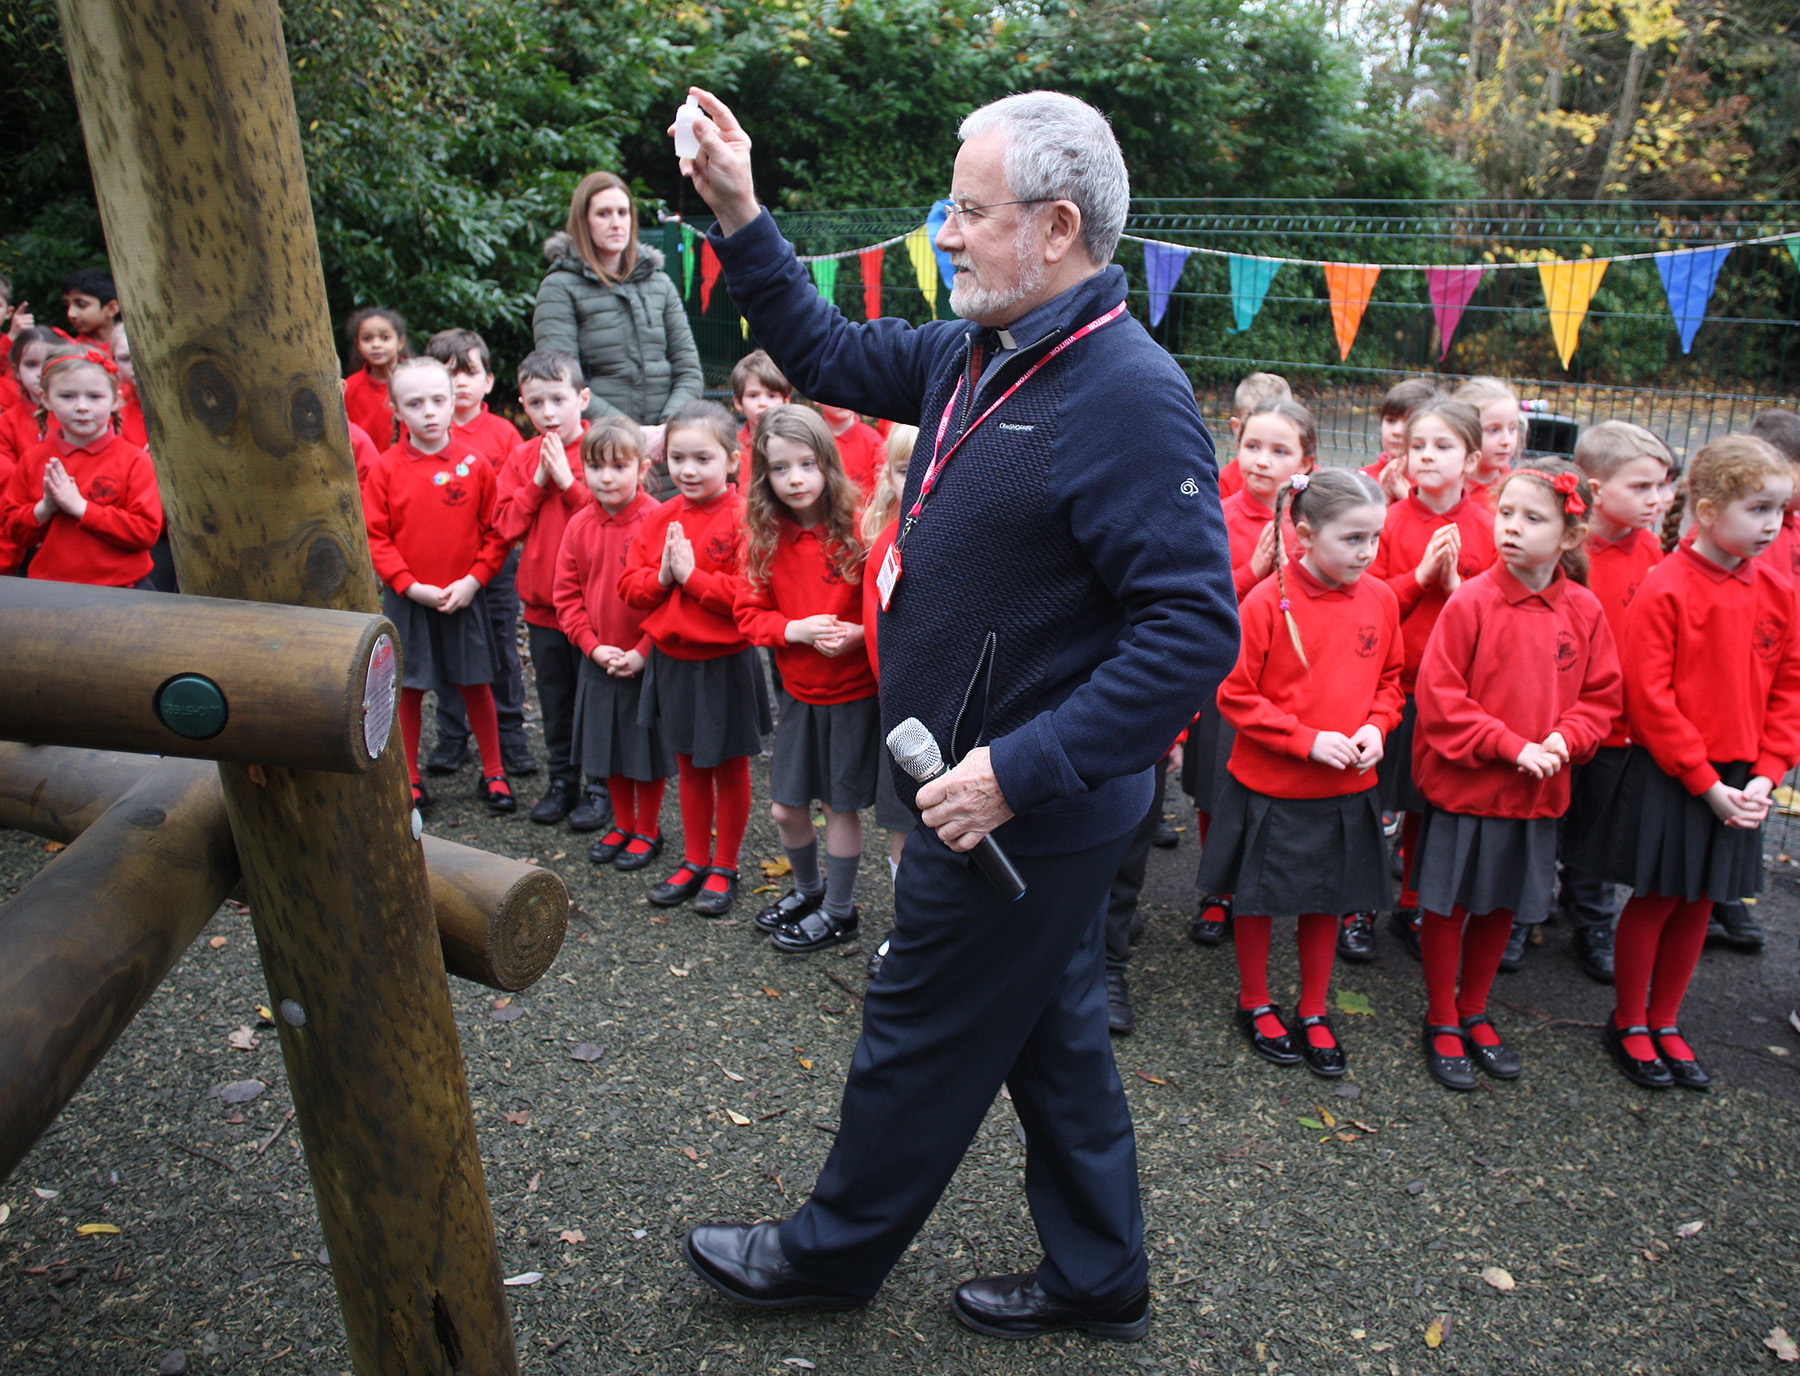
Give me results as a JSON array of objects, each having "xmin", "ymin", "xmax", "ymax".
[
  {"xmin": 1234, "ymin": 913, "xmax": 1340, "ymax": 1046},
  {"xmin": 606, "ymin": 776, "xmax": 667, "ymax": 853},
  {"xmin": 1421, "ymin": 906, "xmax": 1514, "ymax": 1057},
  {"xmin": 675, "ymin": 754, "xmax": 751, "ymax": 890},
  {"xmin": 1612, "ymin": 892, "xmax": 1711, "ymax": 1061},
  {"xmin": 399, "ymin": 685, "xmax": 501, "ymax": 784}
]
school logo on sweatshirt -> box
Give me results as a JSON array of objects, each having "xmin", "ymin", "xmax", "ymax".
[
  {"xmin": 1554, "ymin": 630, "xmax": 1579, "ymax": 671},
  {"xmin": 1754, "ymin": 617, "xmax": 1784, "ymax": 661},
  {"xmin": 440, "ymin": 479, "xmax": 471, "ymax": 507},
  {"xmin": 706, "ymin": 533, "xmax": 738, "ymax": 567},
  {"xmin": 1354, "ymin": 624, "xmax": 1378, "ymax": 658},
  {"xmin": 88, "ymin": 476, "xmax": 120, "ymax": 504}
]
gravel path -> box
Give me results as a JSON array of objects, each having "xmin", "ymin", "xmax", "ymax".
[{"xmin": 5, "ymin": 727, "xmax": 1800, "ymax": 1374}]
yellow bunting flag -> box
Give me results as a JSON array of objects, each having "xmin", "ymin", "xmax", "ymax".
[
  {"xmin": 1537, "ymin": 258, "xmax": 1609, "ymax": 369},
  {"xmin": 906, "ymin": 226, "xmax": 939, "ymax": 315},
  {"xmin": 1323, "ymin": 263, "xmax": 1381, "ymax": 361},
  {"xmin": 740, "ymin": 316, "xmax": 750, "ymax": 339}
]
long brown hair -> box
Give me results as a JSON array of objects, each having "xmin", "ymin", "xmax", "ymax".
[
  {"xmin": 1500, "ymin": 458, "xmax": 1595, "ymax": 585},
  {"xmin": 742, "ymin": 405, "xmax": 865, "ymax": 588},
  {"xmin": 565, "ymin": 171, "xmax": 639, "ymax": 284}
]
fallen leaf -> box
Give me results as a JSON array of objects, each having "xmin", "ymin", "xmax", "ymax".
[
  {"xmin": 1336, "ymin": 1132, "xmax": 1357, "ymax": 1142},
  {"xmin": 1424, "ymin": 1314, "xmax": 1448, "ymax": 1348},
  {"xmin": 1334, "ymin": 988, "xmax": 1375, "ymax": 1016},
  {"xmin": 1297, "ymin": 1117, "xmax": 1325, "ymax": 1130},
  {"xmin": 0, "ymin": 1204, "xmax": 10, "ymax": 1225},
  {"xmin": 670, "ymin": 965, "xmax": 690, "ymax": 977},
  {"xmin": 1675, "ymin": 1220, "xmax": 1704, "ymax": 1238},
  {"xmin": 77, "ymin": 1223, "xmax": 120, "ymax": 1236},
  {"xmin": 1481, "ymin": 1266, "xmax": 1515, "ymax": 1291},
  {"xmin": 215, "ymin": 1080, "xmax": 265, "ymax": 1105},
  {"xmin": 751, "ymin": 884, "xmax": 779, "ymax": 895},
  {"xmin": 550, "ymin": 851, "xmax": 566, "ymax": 862},
  {"xmin": 760, "ymin": 856, "xmax": 793, "ymax": 877},
  {"xmin": 502, "ymin": 1271, "xmax": 542, "ymax": 1287},
  {"xmin": 493, "ymin": 995, "xmax": 513, "ymax": 1007},
  {"xmin": 681, "ymin": 1147, "xmax": 699, "ymax": 1161},
  {"xmin": 227, "ymin": 1025, "xmax": 258, "ymax": 1051},
  {"xmin": 782, "ymin": 1362, "xmax": 816, "ymax": 1371},
  {"xmin": 526, "ymin": 1172, "xmax": 540, "ymax": 1193},
  {"xmin": 43, "ymin": 841, "xmax": 64, "ymax": 854},
  {"xmin": 718, "ymin": 1066, "xmax": 745, "ymax": 1082},
  {"xmin": 208, "ymin": 936, "xmax": 228, "ymax": 950},
  {"xmin": 570, "ymin": 1044, "xmax": 603, "ymax": 1063},
  {"xmin": 1770, "ymin": 1045, "xmax": 1790, "ymax": 1058},
  {"xmin": 726, "ymin": 1109, "xmax": 751, "ymax": 1126},
  {"xmin": 1766, "ymin": 1326, "xmax": 1799, "ymax": 1362},
  {"xmin": 34, "ymin": 1187, "xmax": 58, "ymax": 1200},
  {"xmin": 1350, "ymin": 1119, "xmax": 1379, "ymax": 1134},
  {"xmin": 760, "ymin": 986, "xmax": 781, "ymax": 997},
  {"xmin": 501, "ymin": 1110, "xmax": 530, "ymax": 1126},
  {"xmin": 798, "ymin": 1058, "xmax": 813, "ymax": 1071},
  {"xmin": 1320, "ymin": 1107, "xmax": 1337, "ymax": 1128},
  {"xmin": 491, "ymin": 1005, "xmax": 524, "ymax": 1022},
  {"xmin": 1135, "ymin": 1071, "xmax": 1167, "ymax": 1085},
  {"xmin": 558, "ymin": 1229, "xmax": 585, "ymax": 1245}
]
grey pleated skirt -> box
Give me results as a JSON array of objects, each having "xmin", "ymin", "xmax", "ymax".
[
  {"xmin": 382, "ymin": 585, "xmax": 494, "ymax": 690},
  {"xmin": 1182, "ymin": 701, "xmax": 1236, "ymax": 814},
  {"xmin": 1594, "ymin": 751, "xmax": 1763, "ymax": 902},
  {"xmin": 638, "ymin": 646, "xmax": 772, "ymax": 769},
  {"xmin": 768, "ymin": 690, "xmax": 880, "ymax": 813},
  {"xmin": 1378, "ymin": 695, "xmax": 1426, "ymax": 814},
  {"xmin": 1413, "ymin": 804, "xmax": 1558, "ymax": 920},
  {"xmin": 1195, "ymin": 777, "xmax": 1391, "ymax": 918},
  {"xmin": 874, "ymin": 750, "xmax": 915, "ymax": 831},
  {"xmin": 571, "ymin": 660, "xmax": 675, "ymax": 783}
]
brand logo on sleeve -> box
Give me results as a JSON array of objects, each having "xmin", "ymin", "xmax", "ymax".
[{"xmin": 1180, "ymin": 477, "xmax": 1200, "ymax": 497}]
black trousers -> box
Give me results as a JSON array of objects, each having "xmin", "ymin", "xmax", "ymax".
[
  {"xmin": 1106, "ymin": 768, "xmax": 1166, "ymax": 972},
  {"xmin": 780, "ymin": 825, "xmax": 1145, "ymax": 1305},
  {"xmin": 434, "ymin": 547, "xmax": 528, "ymax": 755},
  {"xmin": 527, "ymin": 621, "xmax": 583, "ymax": 785}
]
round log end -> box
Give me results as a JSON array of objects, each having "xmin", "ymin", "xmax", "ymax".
[{"xmin": 481, "ymin": 868, "xmax": 569, "ymax": 992}]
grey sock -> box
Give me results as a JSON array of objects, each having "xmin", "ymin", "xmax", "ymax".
[
  {"xmin": 823, "ymin": 850, "xmax": 862, "ymax": 920},
  {"xmin": 785, "ymin": 839, "xmax": 823, "ymax": 896}
]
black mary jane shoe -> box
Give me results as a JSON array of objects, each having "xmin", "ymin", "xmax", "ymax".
[
  {"xmin": 691, "ymin": 867, "xmax": 740, "ymax": 917},
  {"xmin": 1460, "ymin": 1013, "xmax": 1522, "ymax": 1079},
  {"xmin": 587, "ymin": 828, "xmax": 630, "ymax": 866},
  {"xmin": 1191, "ymin": 895, "xmax": 1233, "ymax": 948},
  {"xmin": 1651, "ymin": 1026, "xmax": 1711, "ymax": 1091},
  {"xmin": 1294, "ymin": 1014, "xmax": 1347, "ymax": 1078},
  {"xmin": 952, "ymin": 1272, "xmax": 1150, "ymax": 1342},
  {"xmin": 648, "ymin": 861, "xmax": 706, "ymax": 907},
  {"xmin": 479, "ymin": 774, "xmax": 516, "ymax": 815},
  {"xmin": 1337, "ymin": 911, "xmax": 1377, "ymax": 964},
  {"xmin": 772, "ymin": 905, "xmax": 860, "ymax": 954},
  {"xmin": 1423, "ymin": 1021, "xmax": 1479, "ymax": 1092},
  {"xmin": 1235, "ymin": 1003, "xmax": 1300, "ymax": 1066},
  {"xmin": 1603, "ymin": 1019, "xmax": 1673, "ymax": 1091},
  {"xmin": 1390, "ymin": 906, "xmax": 1423, "ymax": 961},
  {"xmin": 1498, "ymin": 920, "xmax": 1530, "ymax": 973},
  {"xmin": 683, "ymin": 1221, "xmax": 864, "ymax": 1311},
  {"xmin": 755, "ymin": 886, "xmax": 824, "ymax": 934},
  {"xmin": 410, "ymin": 781, "xmax": 435, "ymax": 811},
  {"xmin": 612, "ymin": 832, "xmax": 664, "ymax": 873}
]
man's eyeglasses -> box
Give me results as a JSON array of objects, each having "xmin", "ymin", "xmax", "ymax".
[{"xmin": 941, "ymin": 197, "xmax": 1056, "ymax": 225}]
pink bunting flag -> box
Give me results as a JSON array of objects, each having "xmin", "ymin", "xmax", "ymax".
[
  {"xmin": 1425, "ymin": 267, "xmax": 1487, "ymax": 362},
  {"xmin": 861, "ymin": 247, "xmax": 884, "ymax": 320},
  {"xmin": 1323, "ymin": 263, "xmax": 1381, "ymax": 361},
  {"xmin": 700, "ymin": 240, "xmax": 722, "ymax": 314}
]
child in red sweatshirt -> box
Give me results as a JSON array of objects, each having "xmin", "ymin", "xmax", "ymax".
[
  {"xmin": 362, "ymin": 357, "xmax": 513, "ymax": 813},
  {"xmin": 554, "ymin": 417, "xmax": 671, "ymax": 871},
  {"xmin": 342, "ymin": 307, "xmax": 406, "ymax": 449},
  {"xmin": 1, "ymin": 345, "xmax": 161, "ymax": 586},
  {"xmin": 736, "ymin": 405, "xmax": 877, "ymax": 953},
  {"xmin": 818, "ymin": 402, "xmax": 885, "ymax": 498},
  {"xmin": 1359, "ymin": 376, "xmax": 1442, "ymax": 503},
  {"xmin": 0, "ymin": 325, "xmax": 63, "ymax": 574},
  {"xmin": 1597, "ymin": 436, "xmax": 1800, "ymax": 1092},
  {"xmin": 619, "ymin": 400, "xmax": 771, "ymax": 916},
  {"xmin": 1200, "ymin": 468, "xmax": 1401, "ymax": 1078},
  {"xmin": 1411, "ymin": 461, "xmax": 1622, "ymax": 1091}
]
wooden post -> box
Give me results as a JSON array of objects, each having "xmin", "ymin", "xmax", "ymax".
[{"xmin": 55, "ymin": 2, "xmax": 517, "ymax": 1370}]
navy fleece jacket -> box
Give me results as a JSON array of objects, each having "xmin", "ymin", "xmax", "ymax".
[{"xmin": 711, "ymin": 211, "xmax": 1238, "ymax": 854}]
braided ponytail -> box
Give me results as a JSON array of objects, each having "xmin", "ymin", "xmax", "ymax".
[
  {"xmin": 1659, "ymin": 486, "xmax": 1687, "ymax": 555},
  {"xmin": 1272, "ymin": 477, "xmax": 1308, "ymax": 671}
]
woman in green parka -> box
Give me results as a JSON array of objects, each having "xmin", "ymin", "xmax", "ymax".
[{"xmin": 533, "ymin": 172, "xmax": 703, "ymax": 436}]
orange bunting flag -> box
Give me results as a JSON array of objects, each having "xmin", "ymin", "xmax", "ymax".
[
  {"xmin": 906, "ymin": 226, "xmax": 939, "ymax": 315},
  {"xmin": 1323, "ymin": 263, "xmax": 1381, "ymax": 361},
  {"xmin": 861, "ymin": 247, "xmax": 884, "ymax": 320},
  {"xmin": 700, "ymin": 240, "xmax": 723, "ymax": 314},
  {"xmin": 1537, "ymin": 258, "xmax": 1609, "ymax": 369}
]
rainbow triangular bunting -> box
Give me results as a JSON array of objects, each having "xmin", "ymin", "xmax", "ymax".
[
  {"xmin": 741, "ymin": 316, "xmax": 749, "ymax": 339},
  {"xmin": 1323, "ymin": 263, "xmax": 1380, "ymax": 361},
  {"xmin": 700, "ymin": 240, "xmax": 722, "ymax": 314},
  {"xmin": 680, "ymin": 223, "xmax": 698, "ymax": 299},
  {"xmin": 860, "ymin": 247, "xmax": 884, "ymax": 320},
  {"xmin": 809, "ymin": 257, "xmax": 839, "ymax": 303},
  {"xmin": 1537, "ymin": 258, "xmax": 1609, "ymax": 369},
  {"xmin": 1425, "ymin": 266, "xmax": 1486, "ymax": 362},
  {"xmin": 1228, "ymin": 255, "xmax": 1279, "ymax": 334},
  {"xmin": 1654, "ymin": 245, "xmax": 1732, "ymax": 354},
  {"xmin": 1142, "ymin": 242, "xmax": 1191, "ymax": 327},
  {"xmin": 906, "ymin": 226, "xmax": 939, "ymax": 315}
]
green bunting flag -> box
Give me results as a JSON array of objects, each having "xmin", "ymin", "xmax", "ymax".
[
  {"xmin": 1228, "ymin": 255, "xmax": 1280, "ymax": 333},
  {"xmin": 680, "ymin": 223, "xmax": 698, "ymax": 299},
  {"xmin": 809, "ymin": 257, "xmax": 839, "ymax": 302}
]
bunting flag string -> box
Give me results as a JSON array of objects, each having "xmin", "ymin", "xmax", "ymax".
[
  {"xmin": 699, "ymin": 240, "xmax": 722, "ymax": 314},
  {"xmin": 1537, "ymin": 258, "xmax": 1609, "ymax": 369},
  {"xmin": 860, "ymin": 247, "xmax": 884, "ymax": 320},
  {"xmin": 808, "ymin": 257, "xmax": 839, "ymax": 302},
  {"xmin": 905, "ymin": 226, "xmax": 939, "ymax": 316},
  {"xmin": 1654, "ymin": 244, "xmax": 1732, "ymax": 355},
  {"xmin": 680, "ymin": 223, "xmax": 698, "ymax": 300},
  {"xmin": 1228, "ymin": 255, "xmax": 1280, "ymax": 333},
  {"xmin": 1323, "ymin": 262, "xmax": 1381, "ymax": 361},
  {"xmin": 1425, "ymin": 266, "xmax": 1486, "ymax": 362},
  {"xmin": 1142, "ymin": 242, "xmax": 1192, "ymax": 327}
]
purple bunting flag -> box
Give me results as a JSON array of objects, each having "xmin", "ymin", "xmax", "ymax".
[
  {"xmin": 1142, "ymin": 242, "xmax": 1193, "ymax": 327},
  {"xmin": 1425, "ymin": 266, "xmax": 1487, "ymax": 362}
]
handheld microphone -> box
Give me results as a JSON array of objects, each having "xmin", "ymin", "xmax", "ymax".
[{"xmin": 887, "ymin": 717, "xmax": 1028, "ymax": 902}]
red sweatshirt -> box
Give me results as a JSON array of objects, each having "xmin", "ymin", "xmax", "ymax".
[
  {"xmin": 1412, "ymin": 565, "xmax": 1623, "ymax": 818},
  {"xmin": 832, "ymin": 421, "xmax": 885, "ymax": 497},
  {"xmin": 1222, "ymin": 485, "xmax": 1299, "ymax": 603},
  {"xmin": 1371, "ymin": 491, "xmax": 1499, "ymax": 692},
  {"xmin": 343, "ymin": 367, "xmax": 395, "ymax": 449},
  {"xmin": 119, "ymin": 382, "xmax": 149, "ymax": 449},
  {"xmin": 363, "ymin": 436, "xmax": 507, "ymax": 595},
  {"xmin": 0, "ymin": 400, "xmax": 48, "ymax": 478},
  {"xmin": 453, "ymin": 406, "xmax": 524, "ymax": 471},
  {"xmin": 553, "ymin": 492, "xmax": 660, "ymax": 659},
  {"xmin": 1218, "ymin": 459, "xmax": 1244, "ymax": 499},
  {"xmin": 494, "ymin": 428, "xmax": 594, "ymax": 628},
  {"xmin": 1218, "ymin": 560, "xmax": 1404, "ymax": 799},
  {"xmin": 1360, "ymin": 454, "xmax": 1394, "ymax": 483},
  {"xmin": 618, "ymin": 487, "xmax": 752, "ymax": 660},
  {"xmin": 1624, "ymin": 539, "xmax": 1800, "ymax": 795},
  {"xmin": 0, "ymin": 337, "xmax": 15, "ymax": 412},
  {"xmin": 862, "ymin": 521, "xmax": 897, "ymax": 682},
  {"xmin": 1586, "ymin": 527, "xmax": 1663, "ymax": 749},
  {"xmin": 735, "ymin": 520, "xmax": 876, "ymax": 704},
  {"xmin": 348, "ymin": 421, "xmax": 382, "ymax": 489},
  {"xmin": 1758, "ymin": 510, "xmax": 1800, "ymax": 588},
  {"xmin": 1, "ymin": 431, "xmax": 163, "ymax": 586}
]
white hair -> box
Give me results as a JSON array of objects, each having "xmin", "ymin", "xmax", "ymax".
[{"xmin": 958, "ymin": 91, "xmax": 1130, "ymax": 266}]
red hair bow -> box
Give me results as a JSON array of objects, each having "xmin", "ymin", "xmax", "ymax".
[
  {"xmin": 1518, "ymin": 467, "xmax": 1586, "ymax": 516},
  {"xmin": 81, "ymin": 347, "xmax": 119, "ymax": 375}
]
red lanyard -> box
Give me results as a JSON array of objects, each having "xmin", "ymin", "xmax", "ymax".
[{"xmin": 903, "ymin": 301, "xmax": 1128, "ymax": 537}]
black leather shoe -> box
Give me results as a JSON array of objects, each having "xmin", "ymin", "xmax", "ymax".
[
  {"xmin": 1235, "ymin": 1003, "xmax": 1300, "ymax": 1065},
  {"xmin": 756, "ymin": 887, "xmax": 823, "ymax": 934},
  {"xmin": 502, "ymin": 744, "xmax": 540, "ymax": 777},
  {"xmin": 1498, "ymin": 921, "xmax": 1530, "ymax": 972},
  {"xmin": 612, "ymin": 832, "xmax": 664, "ymax": 872},
  {"xmin": 773, "ymin": 904, "xmax": 859, "ymax": 953},
  {"xmin": 1603, "ymin": 1018, "xmax": 1673, "ymax": 1090},
  {"xmin": 649, "ymin": 862, "xmax": 705, "ymax": 906},
  {"xmin": 1191, "ymin": 895, "xmax": 1232, "ymax": 947},
  {"xmin": 1390, "ymin": 906, "xmax": 1423, "ymax": 961},
  {"xmin": 1295, "ymin": 1014, "xmax": 1347, "ymax": 1077},
  {"xmin": 692, "ymin": 867, "xmax": 739, "ymax": 917},
  {"xmin": 424, "ymin": 742, "xmax": 468, "ymax": 775},
  {"xmin": 1337, "ymin": 911, "xmax": 1377, "ymax": 963},
  {"xmin": 1106, "ymin": 969, "xmax": 1135, "ymax": 1036},
  {"xmin": 588, "ymin": 828, "xmax": 630, "ymax": 865},
  {"xmin": 1574, "ymin": 924, "xmax": 1615, "ymax": 983},
  {"xmin": 410, "ymin": 781, "xmax": 435, "ymax": 811},
  {"xmin": 1423, "ymin": 1021, "xmax": 1478, "ymax": 1091},
  {"xmin": 1651, "ymin": 1026, "xmax": 1711, "ymax": 1091},
  {"xmin": 1151, "ymin": 815, "xmax": 1179, "ymax": 850},
  {"xmin": 529, "ymin": 777, "xmax": 580, "ymax": 826},
  {"xmin": 1460, "ymin": 1014, "xmax": 1522, "ymax": 1079},
  {"xmin": 479, "ymin": 774, "xmax": 516, "ymax": 815},
  {"xmin": 566, "ymin": 786, "xmax": 613, "ymax": 834},
  {"xmin": 684, "ymin": 1221, "xmax": 863, "ymax": 1311},
  {"xmin": 951, "ymin": 1273, "xmax": 1149, "ymax": 1341},
  {"xmin": 1707, "ymin": 901, "xmax": 1765, "ymax": 950}
]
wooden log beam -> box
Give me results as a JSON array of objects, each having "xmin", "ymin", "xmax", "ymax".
[
  {"xmin": 56, "ymin": 1, "xmax": 517, "ymax": 1370},
  {"xmin": 0, "ymin": 580, "xmax": 396, "ymax": 773},
  {"xmin": 0, "ymin": 743, "xmax": 569, "ymax": 992}
]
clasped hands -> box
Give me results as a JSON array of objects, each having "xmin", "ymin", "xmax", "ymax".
[
  {"xmin": 1308, "ymin": 724, "xmax": 1384, "ymax": 772},
  {"xmin": 533, "ymin": 432, "xmax": 574, "ymax": 490},
  {"xmin": 1413, "ymin": 524, "xmax": 1462, "ymax": 593},
  {"xmin": 1705, "ymin": 775, "xmax": 1774, "ymax": 830},
  {"xmin": 404, "ymin": 574, "xmax": 481, "ymax": 614},
  {"xmin": 591, "ymin": 644, "xmax": 646, "ymax": 679},
  {"xmin": 658, "ymin": 521, "xmax": 696, "ymax": 587},
  {"xmin": 785, "ymin": 613, "xmax": 862, "ymax": 658},
  {"xmin": 34, "ymin": 457, "xmax": 87, "ymax": 524}
]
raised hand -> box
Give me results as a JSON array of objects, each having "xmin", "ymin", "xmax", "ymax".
[
  {"xmin": 44, "ymin": 458, "xmax": 87, "ymax": 520},
  {"xmin": 538, "ymin": 432, "xmax": 573, "ymax": 490},
  {"xmin": 1249, "ymin": 519, "xmax": 1281, "ymax": 580},
  {"xmin": 668, "ymin": 524, "xmax": 696, "ymax": 584}
]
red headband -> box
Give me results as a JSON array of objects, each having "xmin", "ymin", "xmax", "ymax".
[
  {"xmin": 49, "ymin": 347, "xmax": 118, "ymax": 377},
  {"xmin": 1515, "ymin": 467, "xmax": 1586, "ymax": 516}
]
